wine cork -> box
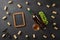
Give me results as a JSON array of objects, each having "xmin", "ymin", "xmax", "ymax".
[
  {"xmin": 2, "ymin": 16, "xmax": 7, "ymax": 20},
  {"xmin": 54, "ymin": 26, "xmax": 58, "ymax": 30},
  {"xmin": 2, "ymin": 34, "xmax": 6, "ymax": 38},
  {"xmin": 6, "ymin": 11, "xmax": 9, "ymax": 15},
  {"xmin": 27, "ymin": 8, "xmax": 30, "ymax": 11},
  {"xmin": 13, "ymin": 35, "xmax": 17, "ymax": 39},
  {"xmin": 4, "ymin": 6, "xmax": 8, "ymax": 11},
  {"xmin": 52, "ymin": 11, "xmax": 57, "ymax": 14},
  {"xmin": 43, "ymin": 35, "xmax": 47, "ymax": 38},
  {"xmin": 17, "ymin": 4, "xmax": 22, "ymax": 8},
  {"xmin": 25, "ymin": 35, "xmax": 29, "ymax": 38},
  {"xmin": 52, "ymin": 3, "xmax": 56, "ymax": 7},
  {"xmin": 46, "ymin": 5, "xmax": 50, "ymax": 8},
  {"xmin": 26, "ymin": 1, "xmax": 29, "ymax": 5},
  {"xmin": 33, "ymin": 34, "xmax": 36, "ymax": 38},
  {"xmin": 51, "ymin": 34, "xmax": 55, "ymax": 38},
  {"xmin": 8, "ymin": 0, "xmax": 13, "ymax": 4},
  {"xmin": 7, "ymin": 22, "xmax": 11, "ymax": 26},
  {"xmin": 51, "ymin": 15, "xmax": 55, "ymax": 19},
  {"xmin": 17, "ymin": 31, "xmax": 22, "ymax": 35},
  {"xmin": 53, "ymin": 22, "xmax": 56, "ymax": 26},
  {"xmin": 37, "ymin": 2, "xmax": 41, "ymax": 6}
]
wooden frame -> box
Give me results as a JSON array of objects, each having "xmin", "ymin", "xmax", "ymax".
[{"xmin": 13, "ymin": 12, "xmax": 25, "ymax": 28}]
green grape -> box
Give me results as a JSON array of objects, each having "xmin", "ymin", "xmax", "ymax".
[{"xmin": 39, "ymin": 11, "xmax": 48, "ymax": 25}]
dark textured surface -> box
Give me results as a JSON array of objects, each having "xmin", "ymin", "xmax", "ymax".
[{"xmin": 0, "ymin": 0, "xmax": 60, "ymax": 40}]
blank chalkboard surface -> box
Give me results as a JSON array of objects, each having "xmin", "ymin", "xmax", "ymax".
[{"xmin": 13, "ymin": 12, "xmax": 25, "ymax": 28}]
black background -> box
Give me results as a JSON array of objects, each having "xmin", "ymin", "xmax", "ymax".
[{"xmin": 0, "ymin": 0, "xmax": 60, "ymax": 40}]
